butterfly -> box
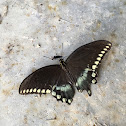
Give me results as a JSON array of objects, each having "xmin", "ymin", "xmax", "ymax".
[{"xmin": 19, "ymin": 40, "xmax": 112, "ymax": 104}]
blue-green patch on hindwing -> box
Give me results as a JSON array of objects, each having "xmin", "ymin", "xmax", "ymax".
[
  {"xmin": 51, "ymin": 84, "xmax": 75, "ymax": 104},
  {"xmin": 76, "ymin": 67, "xmax": 94, "ymax": 96}
]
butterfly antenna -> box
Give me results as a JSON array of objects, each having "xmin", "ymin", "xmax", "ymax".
[
  {"xmin": 61, "ymin": 43, "xmax": 64, "ymax": 56},
  {"xmin": 46, "ymin": 116, "xmax": 57, "ymax": 121},
  {"xmin": 59, "ymin": 17, "xmax": 79, "ymax": 27},
  {"xmin": 59, "ymin": 17, "xmax": 71, "ymax": 23},
  {"xmin": 43, "ymin": 56, "xmax": 52, "ymax": 60}
]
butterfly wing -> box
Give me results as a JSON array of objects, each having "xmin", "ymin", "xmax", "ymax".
[
  {"xmin": 19, "ymin": 65, "xmax": 75, "ymax": 104},
  {"xmin": 66, "ymin": 40, "xmax": 112, "ymax": 95}
]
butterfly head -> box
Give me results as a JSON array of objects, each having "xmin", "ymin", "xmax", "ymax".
[
  {"xmin": 52, "ymin": 56, "xmax": 66, "ymax": 68},
  {"xmin": 52, "ymin": 56, "xmax": 63, "ymax": 60}
]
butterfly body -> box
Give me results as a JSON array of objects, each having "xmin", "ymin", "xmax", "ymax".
[{"xmin": 19, "ymin": 40, "xmax": 112, "ymax": 104}]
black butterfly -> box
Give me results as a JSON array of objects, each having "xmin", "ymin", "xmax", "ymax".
[{"xmin": 19, "ymin": 40, "xmax": 112, "ymax": 104}]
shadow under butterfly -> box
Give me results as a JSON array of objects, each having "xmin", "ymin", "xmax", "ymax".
[{"xmin": 19, "ymin": 40, "xmax": 112, "ymax": 104}]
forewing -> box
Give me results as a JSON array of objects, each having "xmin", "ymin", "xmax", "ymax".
[
  {"xmin": 66, "ymin": 40, "xmax": 112, "ymax": 95},
  {"xmin": 19, "ymin": 65, "xmax": 75, "ymax": 104}
]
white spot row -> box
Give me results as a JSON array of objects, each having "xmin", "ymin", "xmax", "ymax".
[
  {"xmin": 92, "ymin": 79, "xmax": 96, "ymax": 84},
  {"xmin": 91, "ymin": 42, "xmax": 111, "ymax": 81},
  {"xmin": 20, "ymin": 88, "xmax": 51, "ymax": 94},
  {"xmin": 93, "ymin": 43, "xmax": 111, "ymax": 70},
  {"xmin": 88, "ymin": 90, "xmax": 91, "ymax": 95},
  {"xmin": 51, "ymin": 91, "xmax": 72, "ymax": 104},
  {"xmin": 92, "ymin": 72, "xmax": 96, "ymax": 77}
]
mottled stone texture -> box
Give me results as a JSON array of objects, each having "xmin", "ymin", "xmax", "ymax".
[{"xmin": 0, "ymin": 0, "xmax": 126, "ymax": 126}]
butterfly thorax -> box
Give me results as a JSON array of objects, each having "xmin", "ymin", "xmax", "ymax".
[
  {"xmin": 52, "ymin": 55, "xmax": 67, "ymax": 70},
  {"xmin": 59, "ymin": 59, "xmax": 66, "ymax": 70}
]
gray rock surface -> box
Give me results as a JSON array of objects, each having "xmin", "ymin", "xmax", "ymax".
[{"xmin": 0, "ymin": 0, "xmax": 126, "ymax": 126}]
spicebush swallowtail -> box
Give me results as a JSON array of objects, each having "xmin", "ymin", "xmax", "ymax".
[{"xmin": 19, "ymin": 40, "xmax": 112, "ymax": 104}]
